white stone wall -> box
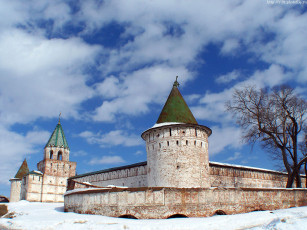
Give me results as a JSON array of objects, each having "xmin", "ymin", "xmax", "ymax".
[
  {"xmin": 142, "ymin": 124, "xmax": 210, "ymax": 188},
  {"xmin": 72, "ymin": 164, "xmax": 148, "ymax": 189},
  {"xmin": 24, "ymin": 174, "xmax": 43, "ymax": 202},
  {"xmin": 64, "ymin": 187, "xmax": 307, "ymax": 219},
  {"xmin": 209, "ymin": 164, "xmax": 307, "ymax": 188},
  {"xmin": 9, "ymin": 179, "xmax": 21, "ymax": 202},
  {"xmin": 40, "ymin": 174, "xmax": 68, "ymax": 202},
  {"xmin": 69, "ymin": 161, "xmax": 307, "ymax": 191}
]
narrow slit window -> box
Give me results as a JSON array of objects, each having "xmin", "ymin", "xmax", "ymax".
[
  {"xmin": 169, "ymin": 128, "xmax": 172, "ymax": 136},
  {"xmin": 186, "ymin": 140, "xmax": 188, "ymax": 145}
]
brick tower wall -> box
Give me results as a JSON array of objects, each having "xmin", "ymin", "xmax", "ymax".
[{"xmin": 143, "ymin": 124, "xmax": 210, "ymax": 188}]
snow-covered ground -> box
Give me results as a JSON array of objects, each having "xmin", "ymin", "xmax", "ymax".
[{"xmin": 0, "ymin": 201, "xmax": 307, "ymax": 230}]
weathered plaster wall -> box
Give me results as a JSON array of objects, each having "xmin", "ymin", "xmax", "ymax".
[
  {"xmin": 37, "ymin": 159, "xmax": 76, "ymax": 178},
  {"xmin": 209, "ymin": 163, "xmax": 306, "ymax": 188},
  {"xmin": 33, "ymin": 157, "xmax": 77, "ymax": 202},
  {"xmin": 23, "ymin": 174, "xmax": 43, "ymax": 202},
  {"xmin": 9, "ymin": 179, "xmax": 21, "ymax": 202},
  {"xmin": 64, "ymin": 187, "xmax": 307, "ymax": 219},
  {"xmin": 71, "ymin": 164, "xmax": 148, "ymax": 189},
  {"xmin": 142, "ymin": 124, "xmax": 211, "ymax": 188},
  {"xmin": 40, "ymin": 174, "xmax": 67, "ymax": 202},
  {"xmin": 69, "ymin": 161, "xmax": 306, "ymax": 191}
]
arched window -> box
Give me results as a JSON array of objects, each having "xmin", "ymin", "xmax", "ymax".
[
  {"xmin": 50, "ymin": 150, "xmax": 53, "ymax": 159},
  {"xmin": 58, "ymin": 151, "xmax": 63, "ymax": 160}
]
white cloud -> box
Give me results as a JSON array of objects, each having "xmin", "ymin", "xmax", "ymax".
[
  {"xmin": 209, "ymin": 125, "xmax": 243, "ymax": 155},
  {"xmin": 216, "ymin": 70, "xmax": 241, "ymax": 84},
  {"xmin": 193, "ymin": 64, "xmax": 289, "ymax": 125},
  {"xmin": 185, "ymin": 94, "xmax": 202, "ymax": 103},
  {"xmin": 0, "ymin": 0, "xmax": 304, "ymax": 127},
  {"xmin": 220, "ymin": 39, "xmax": 240, "ymax": 54},
  {"xmin": 93, "ymin": 65, "xmax": 192, "ymax": 122},
  {"xmin": 0, "ymin": 125, "xmax": 50, "ymax": 186},
  {"xmin": 0, "ymin": 30, "xmax": 101, "ymax": 125},
  {"xmin": 134, "ymin": 150, "xmax": 143, "ymax": 156},
  {"xmin": 192, "ymin": 88, "xmax": 233, "ymax": 123},
  {"xmin": 72, "ymin": 150, "xmax": 88, "ymax": 157},
  {"xmin": 79, "ymin": 130, "xmax": 142, "ymax": 147},
  {"xmin": 88, "ymin": 156, "xmax": 126, "ymax": 165},
  {"xmin": 226, "ymin": 152, "xmax": 242, "ymax": 161}
]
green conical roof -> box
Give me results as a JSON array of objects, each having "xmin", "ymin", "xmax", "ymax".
[
  {"xmin": 156, "ymin": 78, "xmax": 198, "ymax": 124},
  {"xmin": 14, "ymin": 159, "xmax": 29, "ymax": 179},
  {"xmin": 45, "ymin": 119, "xmax": 69, "ymax": 149}
]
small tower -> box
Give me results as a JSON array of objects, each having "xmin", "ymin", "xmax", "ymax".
[
  {"xmin": 141, "ymin": 78, "xmax": 212, "ymax": 188},
  {"xmin": 9, "ymin": 159, "xmax": 29, "ymax": 202},
  {"xmin": 37, "ymin": 118, "xmax": 76, "ymax": 202}
]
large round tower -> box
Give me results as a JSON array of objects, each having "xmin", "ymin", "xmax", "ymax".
[{"xmin": 141, "ymin": 78, "xmax": 212, "ymax": 188}]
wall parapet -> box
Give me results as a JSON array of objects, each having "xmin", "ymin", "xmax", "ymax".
[{"xmin": 64, "ymin": 187, "xmax": 307, "ymax": 219}]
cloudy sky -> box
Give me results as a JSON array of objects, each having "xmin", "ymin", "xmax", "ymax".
[{"xmin": 0, "ymin": 0, "xmax": 306, "ymax": 197}]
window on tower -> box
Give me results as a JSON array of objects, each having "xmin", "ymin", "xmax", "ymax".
[
  {"xmin": 50, "ymin": 150, "xmax": 53, "ymax": 159},
  {"xmin": 58, "ymin": 151, "xmax": 63, "ymax": 161}
]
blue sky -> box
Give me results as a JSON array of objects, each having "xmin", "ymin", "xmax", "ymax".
[{"xmin": 0, "ymin": 0, "xmax": 307, "ymax": 197}]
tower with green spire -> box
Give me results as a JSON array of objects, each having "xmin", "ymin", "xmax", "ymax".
[
  {"xmin": 45, "ymin": 123, "xmax": 69, "ymax": 150},
  {"xmin": 10, "ymin": 117, "xmax": 76, "ymax": 203},
  {"xmin": 36, "ymin": 117, "xmax": 76, "ymax": 202},
  {"xmin": 142, "ymin": 77, "xmax": 212, "ymax": 188}
]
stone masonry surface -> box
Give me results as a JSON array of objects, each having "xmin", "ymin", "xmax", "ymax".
[{"xmin": 64, "ymin": 187, "xmax": 307, "ymax": 219}]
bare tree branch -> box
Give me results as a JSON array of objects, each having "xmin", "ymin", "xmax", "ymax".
[{"xmin": 226, "ymin": 85, "xmax": 307, "ymax": 188}]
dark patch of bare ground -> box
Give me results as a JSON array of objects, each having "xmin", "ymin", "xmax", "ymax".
[
  {"xmin": 0, "ymin": 204, "xmax": 8, "ymax": 217},
  {"xmin": 0, "ymin": 204, "xmax": 14, "ymax": 229}
]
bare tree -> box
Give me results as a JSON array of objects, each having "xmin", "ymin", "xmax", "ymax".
[
  {"xmin": 226, "ymin": 85, "xmax": 307, "ymax": 188},
  {"xmin": 300, "ymin": 132, "xmax": 307, "ymax": 187}
]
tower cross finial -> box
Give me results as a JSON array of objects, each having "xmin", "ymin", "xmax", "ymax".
[
  {"xmin": 58, "ymin": 112, "xmax": 61, "ymax": 124},
  {"xmin": 173, "ymin": 76, "xmax": 180, "ymax": 87}
]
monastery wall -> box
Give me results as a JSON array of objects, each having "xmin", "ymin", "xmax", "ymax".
[
  {"xmin": 209, "ymin": 162, "xmax": 306, "ymax": 188},
  {"xmin": 68, "ymin": 161, "xmax": 306, "ymax": 190},
  {"xmin": 64, "ymin": 187, "xmax": 307, "ymax": 219},
  {"xmin": 69, "ymin": 163, "xmax": 148, "ymax": 190}
]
